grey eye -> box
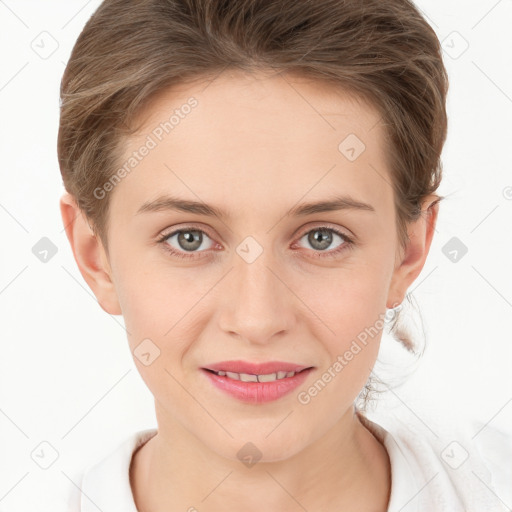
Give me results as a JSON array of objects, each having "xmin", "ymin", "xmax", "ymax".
[
  {"xmin": 166, "ymin": 229, "xmax": 214, "ymax": 253},
  {"xmin": 299, "ymin": 228, "xmax": 345, "ymax": 252}
]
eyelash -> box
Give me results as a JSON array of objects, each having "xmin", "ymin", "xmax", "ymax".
[{"xmin": 156, "ymin": 225, "xmax": 354, "ymax": 261}]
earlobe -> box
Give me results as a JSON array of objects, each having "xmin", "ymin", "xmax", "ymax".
[
  {"xmin": 59, "ymin": 192, "xmax": 122, "ymax": 316},
  {"xmin": 386, "ymin": 196, "xmax": 439, "ymax": 308}
]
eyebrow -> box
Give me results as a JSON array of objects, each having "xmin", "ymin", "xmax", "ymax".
[{"xmin": 136, "ymin": 194, "xmax": 376, "ymax": 219}]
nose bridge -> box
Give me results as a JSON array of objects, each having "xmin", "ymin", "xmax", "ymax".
[{"xmin": 218, "ymin": 245, "xmax": 295, "ymax": 343}]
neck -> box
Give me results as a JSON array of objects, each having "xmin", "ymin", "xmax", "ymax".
[{"xmin": 130, "ymin": 405, "xmax": 391, "ymax": 512}]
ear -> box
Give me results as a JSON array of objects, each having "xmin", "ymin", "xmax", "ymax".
[
  {"xmin": 59, "ymin": 192, "xmax": 122, "ymax": 315},
  {"xmin": 387, "ymin": 195, "xmax": 439, "ymax": 308}
]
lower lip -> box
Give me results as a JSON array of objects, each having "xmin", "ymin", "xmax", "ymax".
[{"xmin": 201, "ymin": 368, "xmax": 313, "ymax": 404}]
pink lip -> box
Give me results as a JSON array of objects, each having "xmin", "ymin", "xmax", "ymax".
[
  {"xmin": 203, "ymin": 360, "xmax": 311, "ymax": 374},
  {"xmin": 201, "ymin": 361, "xmax": 314, "ymax": 404}
]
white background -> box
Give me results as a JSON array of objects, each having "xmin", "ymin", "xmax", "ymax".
[{"xmin": 0, "ymin": 0, "xmax": 511, "ymax": 510}]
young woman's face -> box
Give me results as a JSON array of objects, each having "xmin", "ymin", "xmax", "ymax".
[{"xmin": 104, "ymin": 69, "xmax": 406, "ymax": 460}]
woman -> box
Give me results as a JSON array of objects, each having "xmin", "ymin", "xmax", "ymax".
[{"xmin": 58, "ymin": 0, "xmax": 511, "ymax": 510}]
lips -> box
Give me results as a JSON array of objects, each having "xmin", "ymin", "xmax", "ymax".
[
  {"xmin": 203, "ymin": 360, "xmax": 312, "ymax": 375},
  {"xmin": 201, "ymin": 362, "xmax": 314, "ymax": 404}
]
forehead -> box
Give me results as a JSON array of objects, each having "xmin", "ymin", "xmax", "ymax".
[{"xmin": 111, "ymin": 68, "xmax": 394, "ymax": 221}]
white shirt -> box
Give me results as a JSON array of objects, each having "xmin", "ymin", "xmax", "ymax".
[{"xmin": 73, "ymin": 410, "xmax": 512, "ymax": 512}]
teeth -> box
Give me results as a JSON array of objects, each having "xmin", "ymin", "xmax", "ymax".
[
  {"xmin": 257, "ymin": 373, "xmax": 278, "ymax": 382},
  {"xmin": 214, "ymin": 370, "xmax": 298, "ymax": 382},
  {"xmin": 240, "ymin": 373, "xmax": 258, "ymax": 382}
]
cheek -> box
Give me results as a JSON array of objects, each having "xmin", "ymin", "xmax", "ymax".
[
  {"xmin": 298, "ymin": 261, "xmax": 389, "ymax": 340},
  {"xmin": 114, "ymin": 269, "xmax": 193, "ymax": 400},
  {"xmin": 115, "ymin": 248, "xmax": 391, "ymax": 357},
  {"xmin": 113, "ymin": 259, "xmax": 210, "ymax": 363},
  {"xmin": 293, "ymin": 263, "xmax": 390, "ymax": 402},
  {"xmin": 296, "ymin": 271, "xmax": 387, "ymax": 407}
]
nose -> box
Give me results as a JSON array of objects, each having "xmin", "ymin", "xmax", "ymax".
[{"xmin": 217, "ymin": 249, "xmax": 297, "ymax": 346}]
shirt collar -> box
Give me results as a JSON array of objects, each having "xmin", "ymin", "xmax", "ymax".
[{"xmin": 81, "ymin": 428, "xmax": 157, "ymax": 512}]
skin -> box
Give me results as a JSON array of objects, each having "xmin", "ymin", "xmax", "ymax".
[{"xmin": 60, "ymin": 68, "xmax": 438, "ymax": 511}]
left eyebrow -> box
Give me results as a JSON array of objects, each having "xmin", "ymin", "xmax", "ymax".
[
  {"xmin": 289, "ymin": 195, "xmax": 376, "ymax": 216},
  {"xmin": 135, "ymin": 193, "xmax": 376, "ymax": 219}
]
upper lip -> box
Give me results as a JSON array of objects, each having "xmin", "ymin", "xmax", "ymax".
[{"xmin": 203, "ymin": 360, "xmax": 313, "ymax": 375}]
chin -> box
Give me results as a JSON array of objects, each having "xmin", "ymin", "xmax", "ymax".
[{"xmin": 208, "ymin": 428, "xmax": 311, "ymax": 465}]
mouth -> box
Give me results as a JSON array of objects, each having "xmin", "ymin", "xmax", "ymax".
[
  {"xmin": 201, "ymin": 360, "xmax": 313, "ymax": 379},
  {"xmin": 200, "ymin": 360, "xmax": 315, "ymax": 404},
  {"xmin": 202, "ymin": 367, "xmax": 311, "ymax": 383}
]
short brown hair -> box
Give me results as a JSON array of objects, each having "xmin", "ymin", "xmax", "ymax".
[{"xmin": 58, "ymin": 0, "xmax": 449, "ymax": 391}]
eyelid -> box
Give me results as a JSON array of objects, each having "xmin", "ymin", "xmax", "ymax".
[
  {"xmin": 158, "ymin": 222, "xmax": 353, "ymax": 244},
  {"xmin": 157, "ymin": 222, "xmax": 355, "ymax": 259},
  {"xmin": 294, "ymin": 221, "xmax": 354, "ymax": 241},
  {"xmin": 158, "ymin": 223, "xmax": 217, "ymax": 242}
]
